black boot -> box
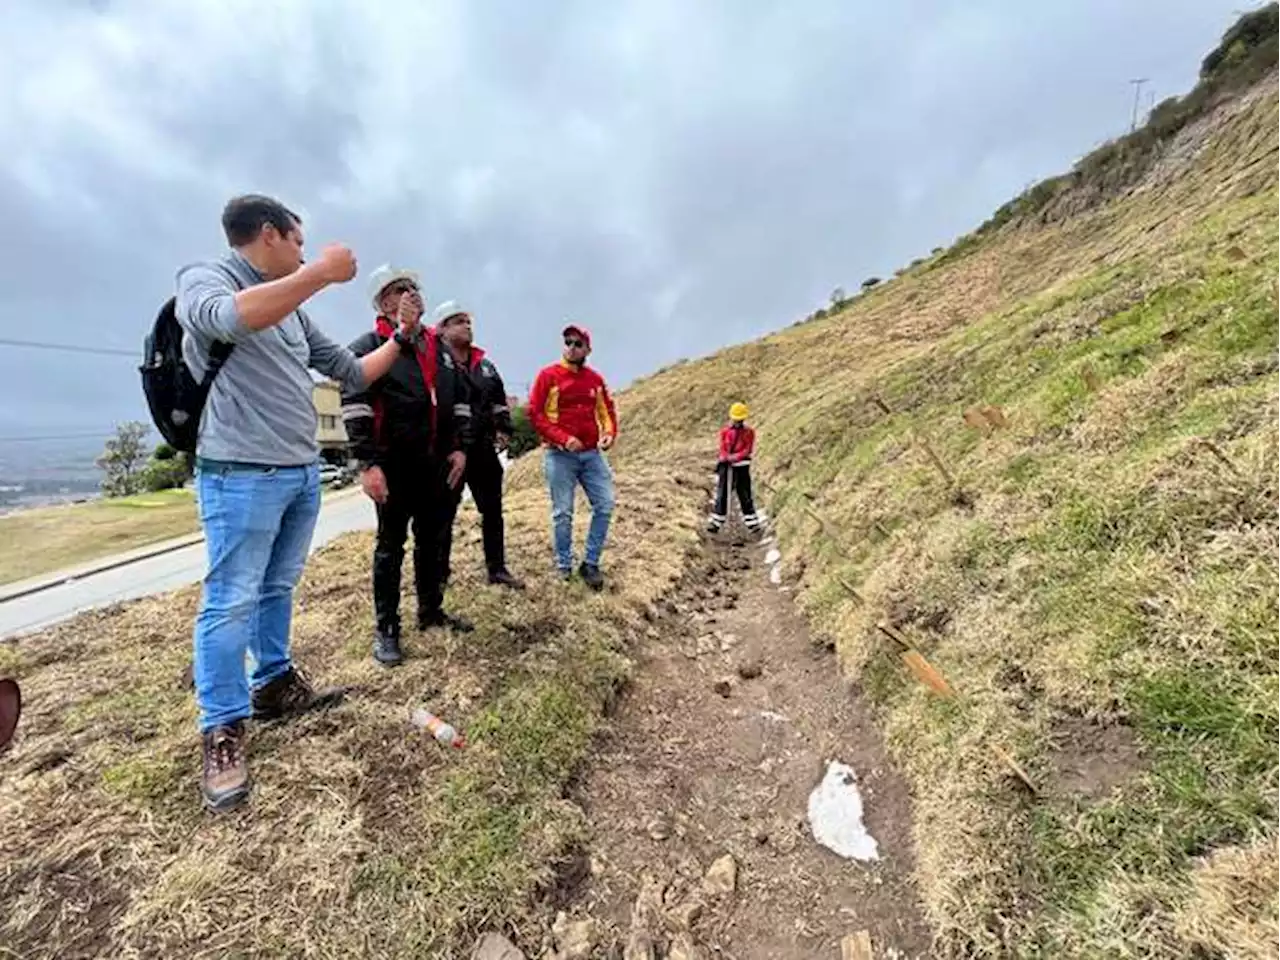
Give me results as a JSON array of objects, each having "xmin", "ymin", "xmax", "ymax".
[
  {"xmin": 373, "ymin": 623, "xmax": 404, "ymax": 667},
  {"xmin": 488, "ymin": 568, "xmax": 526, "ymax": 590},
  {"xmin": 578, "ymin": 562, "xmax": 605, "ymax": 592},
  {"xmin": 418, "ymin": 609, "xmax": 475, "ymax": 633}
]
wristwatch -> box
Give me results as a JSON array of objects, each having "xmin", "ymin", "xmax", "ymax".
[{"xmin": 393, "ymin": 329, "xmax": 415, "ymax": 352}]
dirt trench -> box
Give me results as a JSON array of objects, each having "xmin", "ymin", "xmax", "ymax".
[{"xmin": 562, "ymin": 530, "xmax": 932, "ymax": 959}]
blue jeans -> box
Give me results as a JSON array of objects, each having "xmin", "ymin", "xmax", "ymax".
[
  {"xmin": 192, "ymin": 461, "xmax": 321, "ymax": 732},
  {"xmin": 544, "ymin": 449, "xmax": 616, "ymax": 570}
]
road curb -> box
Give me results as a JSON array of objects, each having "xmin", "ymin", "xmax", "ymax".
[
  {"xmin": 0, "ymin": 484, "xmax": 366, "ymax": 607},
  {"xmin": 0, "ymin": 534, "xmax": 207, "ymax": 605}
]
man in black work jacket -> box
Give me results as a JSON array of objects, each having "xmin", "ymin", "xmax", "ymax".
[
  {"xmin": 341, "ymin": 267, "xmax": 474, "ymax": 668},
  {"xmin": 432, "ymin": 301, "xmax": 525, "ymax": 590}
]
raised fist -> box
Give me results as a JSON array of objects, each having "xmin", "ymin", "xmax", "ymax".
[{"xmin": 316, "ymin": 243, "xmax": 358, "ymax": 284}]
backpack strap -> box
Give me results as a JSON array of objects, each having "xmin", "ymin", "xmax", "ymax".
[{"xmin": 199, "ymin": 263, "xmax": 243, "ymax": 388}]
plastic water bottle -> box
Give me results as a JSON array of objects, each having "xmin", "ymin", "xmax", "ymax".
[{"xmin": 410, "ymin": 707, "xmax": 466, "ymax": 749}]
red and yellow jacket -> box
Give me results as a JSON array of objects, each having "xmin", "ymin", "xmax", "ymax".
[
  {"xmin": 718, "ymin": 423, "xmax": 755, "ymax": 464},
  {"xmin": 528, "ymin": 360, "xmax": 618, "ymax": 451}
]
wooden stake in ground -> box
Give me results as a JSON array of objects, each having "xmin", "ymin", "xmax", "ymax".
[
  {"xmin": 841, "ymin": 930, "xmax": 874, "ymax": 960},
  {"xmin": 834, "ymin": 575, "xmax": 867, "ymax": 607},
  {"xmin": 868, "ymin": 394, "xmax": 957, "ymax": 490},
  {"xmin": 989, "ymin": 743, "xmax": 1039, "ymax": 795},
  {"xmin": 875, "ymin": 622, "xmax": 956, "ymax": 698},
  {"xmin": 915, "ymin": 431, "xmax": 957, "ymax": 489}
]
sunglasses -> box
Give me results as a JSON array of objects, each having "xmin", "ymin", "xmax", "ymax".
[{"xmin": 564, "ymin": 337, "xmax": 586, "ymax": 348}]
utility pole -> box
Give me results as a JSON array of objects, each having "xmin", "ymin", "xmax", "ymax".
[{"xmin": 1129, "ymin": 77, "xmax": 1150, "ymax": 132}]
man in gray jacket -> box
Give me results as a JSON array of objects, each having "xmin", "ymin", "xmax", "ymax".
[{"xmin": 176, "ymin": 194, "xmax": 415, "ymax": 812}]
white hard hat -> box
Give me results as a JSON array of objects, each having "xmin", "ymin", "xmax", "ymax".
[
  {"xmin": 431, "ymin": 300, "xmax": 470, "ymax": 325},
  {"xmin": 367, "ymin": 264, "xmax": 422, "ymax": 311}
]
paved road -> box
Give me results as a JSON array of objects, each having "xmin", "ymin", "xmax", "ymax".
[{"xmin": 0, "ymin": 491, "xmax": 377, "ymax": 640}]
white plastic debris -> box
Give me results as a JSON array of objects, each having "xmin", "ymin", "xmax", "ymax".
[
  {"xmin": 807, "ymin": 760, "xmax": 880, "ymax": 862},
  {"xmin": 760, "ymin": 710, "xmax": 790, "ymax": 724},
  {"xmin": 768, "ymin": 565, "xmax": 783, "ymax": 585},
  {"xmin": 764, "ymin": 548, "xmax": 781, "ymax": 565}
]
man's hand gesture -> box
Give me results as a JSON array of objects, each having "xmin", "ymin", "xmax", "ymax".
[
  {"xmin": 315, "ymin": 243, "xmax": 358, "ymax": 285},
  {"xmin": 360, "ymin": 465, "xmax": 388, "ymax": 504},
  {"xmin": 396, "ymin": 288, "xmax": 424, "ymax": 337},
  {"xmin": 446, "ymin": 451, "xmax": 467, "ymax": 489}
]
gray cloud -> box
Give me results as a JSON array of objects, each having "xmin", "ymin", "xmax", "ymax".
[{"xmin": 0, "ymin": 0, "xmax": 1246, "ymax": 440}]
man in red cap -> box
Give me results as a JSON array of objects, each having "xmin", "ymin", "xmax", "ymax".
[{"xmin": 527, "ymin": 323, "xmax": 618, "ymax": 590}]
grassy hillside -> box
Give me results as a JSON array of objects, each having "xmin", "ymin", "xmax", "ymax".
[{"xmin": 612, "ymin": 39, "xmax": 1279, "ymax": 959}]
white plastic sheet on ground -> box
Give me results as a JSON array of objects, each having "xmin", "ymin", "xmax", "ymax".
[
  {"xmin": 764, "ymin": 548, "xmax": 781, "ymax": 565},
  {"xmin": 807, "ymin": 760, "xmax": 880, "ymax": 862}
]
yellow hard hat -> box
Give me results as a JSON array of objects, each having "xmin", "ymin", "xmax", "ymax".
[{"xmin": 729, "ymin": 402, "xmax": 749, "ymax": 421}]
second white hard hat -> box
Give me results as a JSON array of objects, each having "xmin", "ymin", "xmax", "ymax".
[{"xmin": 367, "ymin": 264, "xmax": 422, "ymax": 311}]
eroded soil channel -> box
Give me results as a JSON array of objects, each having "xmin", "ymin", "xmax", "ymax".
[{"xmin": 567, "ymin": 533, "xmax": 933, "ymax": 958}]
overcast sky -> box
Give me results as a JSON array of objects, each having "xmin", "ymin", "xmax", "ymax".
[{"xmin": 0, "ymin": 0, "xmax": 1250, "ymax": 443}]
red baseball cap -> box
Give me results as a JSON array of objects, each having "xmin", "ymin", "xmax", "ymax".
[{"xmin": 562, "ymin": 324, "xmax": 591, "ymax": 348}]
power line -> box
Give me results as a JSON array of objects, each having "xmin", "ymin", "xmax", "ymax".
[{"xmin": 0, "ymin": 337, "xmax": 137, "ymax": 358}]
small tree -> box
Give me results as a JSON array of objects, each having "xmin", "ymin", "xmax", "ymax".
[
  {"xmin": 861, "ymin": 277, "xmax": 882, "ymax": 291},
  {"xmin": 96, "ymin": 421, "xmax": 151, "ymax": 497},
  {"xmin": 507, "ymin": 406, "xmax": 540, "ymax": 459},
  {"xmin": 829, "ymin": 286, "xmax": 847, "ymax": 306}
]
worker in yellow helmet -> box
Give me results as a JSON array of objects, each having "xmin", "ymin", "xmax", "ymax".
[{"xmin": 707, "ymin": 402, "xmax": 762, "ymax": 534}]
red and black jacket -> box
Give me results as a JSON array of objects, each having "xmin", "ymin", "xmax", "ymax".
[
  {"xmin": 341, "ymin": 320, "xmax": 473, "ymax": 467},
  {"xmin": 718, "ymin": 422, "xmax": 755, "ymax": 465},
  {"xmin": 455, "ymin": 345, "xmax": 514, "ymax": 448}
]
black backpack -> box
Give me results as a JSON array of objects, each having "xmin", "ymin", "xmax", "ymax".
[{"xmin": 140, "ymin": 268, "xmax": 239, "ymax": 454}]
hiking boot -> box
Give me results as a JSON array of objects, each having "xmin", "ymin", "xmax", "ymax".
[
  {"xmin": 706, "ymin": 519, "xmax": 723, "ymax": 533},
  {"xmin": 488, "ymin": 568, "xmax": 526, "ymax": 590},
  {"xmin": 373, "ymin": 625, "xmax": 404, "ymax": 667},
  {"xmin": 418, "ymin": 609, "xmax": 475, "ymax": 633},
  {"xmin": 250, "ymin": 667, "xmax": 346, "ymax": 722},
  {"xmin": 201, "ymin": 721, "xmax": 249, "ymax": 812},
  {"xmin": 578, "ymin": 562, "xmax": 605, "ymax": 592}
]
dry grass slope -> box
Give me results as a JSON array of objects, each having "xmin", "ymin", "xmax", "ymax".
[
  {"xmin": 0, "ymin": 454, "xmax": 711, "ymax": 958},
  {"xmin": 616, "ymin": 75, "xmax": 1279, "ymax": 958}
]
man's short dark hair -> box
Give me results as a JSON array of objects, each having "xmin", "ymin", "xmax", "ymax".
[{"xmin": 221, "ymin": 194, "xmax": 301, "ymax": 247}]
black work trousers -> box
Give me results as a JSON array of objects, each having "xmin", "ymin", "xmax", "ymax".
[
  {"xmin": 442, "ymin": 443, "xmax": 507, "ymax": 575},
  {"xmin": 712, "ymin": 462, "xmax": 759, "ymax": 527},
  {"xmin": 373, "ymin": 457, "xmax": 459, "ymax": 632}
]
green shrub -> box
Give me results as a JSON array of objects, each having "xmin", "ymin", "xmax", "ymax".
[{"xmin": 507, "ymin": 406, "xmax": 539, "ymax": 459}]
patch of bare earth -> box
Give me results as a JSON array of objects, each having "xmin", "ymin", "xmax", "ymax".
[
  {"xmin": 570, "ymin": 533, "xmax": 931, "ymax": 958},
  {"xmin": 1045, "ymin": 715, "xmax": 1145, "ymax": 802}
]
